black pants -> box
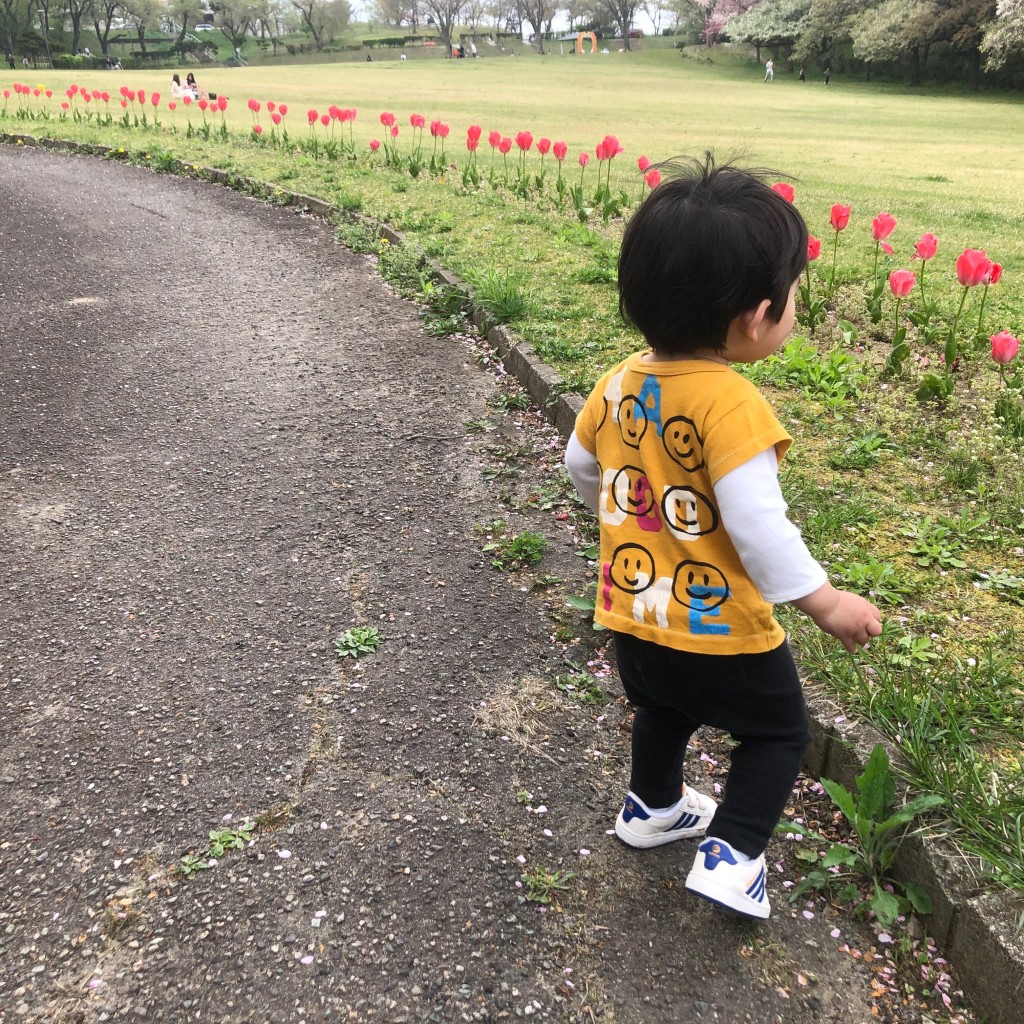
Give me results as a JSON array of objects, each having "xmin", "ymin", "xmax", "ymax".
[{"xmin": 613, "ymin": 631, "xmax": 811, "ymax": 857}]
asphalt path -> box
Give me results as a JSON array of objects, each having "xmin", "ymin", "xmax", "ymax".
[{"xmin": 1, "ymin": 145, "xmax": 913, "ymax": 1024}]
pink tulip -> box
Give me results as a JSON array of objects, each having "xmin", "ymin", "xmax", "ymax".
[
  {"xmin": 247, "ymin": 98, "xmax": 260, "ymax": 113},
  {"xmin": 881, "ymin": 242, "xmax": 894, "ymax": 256},
  {"xmin": 320, "ymin": 114, "xmax": 330, "ymax": 126},
  {"xmin": 167, "ymin": 101, "xmax": 176, "ymax": 111},
  {"xmin": 267, "ymin": 101, "xmax": 276, "ymax": 112},
  {"xmin": 579, "ymin": 152, "xmax": 590, "ymax": 167},
  {"xmin": 644, "ymin": 169, "xmax": 662, "ymax": 189},
  {"xmin": 956, "ymin": 249, "xmax": 991, "ymax": 287},
  {"xmin": 252, "ymin": 124, "xmax": 263, "ymax": 135},
  {"xmin": 488, "ymin": 129, "xmax": 501, "ymax": 148},
  {"xmin": 498, "ymin": 137, "xmax": 512, "ymax": 154},
  {"xmin": 807, "ymin": 236, "xmax": 821, "ymax": 261},
  {"xmin": 638, "ymin": 155, "xmax": 651, "ymax": 172},
  {"xmin": 537, "ymin": 137, "xmax": 551, "ymax": 155},
  {"xmin": 467, "ymin": 124, "xmax": 482, "ymax": 141},
  {"xmin": 552, "ymin": 141, "xmax": 567, "ymax": 162},
  {"xmin": 986, "ymin": 262, "xmax": 1003, "ymax": 285},
  {"xmin": 771, "ymin": 182, "xmax": 795, "ymax": 203},
  {"xmin": 914, "ymin": 233, "xmax": 938, "ymax": 260},
  {"xmin": 151, "ymin": 93, "xmax": 160, "ymax": 107},
  {"xmin": 369, "ymin": 138, "xmax": 380, "ymax": 151},
  {"xmin": 889, "ymin": 269, "xmax": 916, "ymax": 298},
  {"xmin": 410, "ymin": 113, "xmax": 425, "ymax": 128},
  {"xmin": 515, "ymin": 130, "xmax": 533, "ymax": 152},
  {"xmin": 278, "ymin": 104, "xmax": 287, "ymax": 115},
  {"xmin": 272, "ymin": 112, "xmax": 282, "ymax": 125},
  {"xmin": 308, "ymin": 109, "xmax": 318, "ymax": 124},
  {"xmin": 379, "ymin": 111, "xmax": 395, "ymax": 127},
  {"xmin": 872, "ymin": 212, "xmax": 897, "ymax": 241},
  {"xmin": 991, "ymin": 330, "xmax": 1020, "ymax": 364},
  {"xmin": 390, "ymin": 125, "xmax": 399, "ymax": 137}
]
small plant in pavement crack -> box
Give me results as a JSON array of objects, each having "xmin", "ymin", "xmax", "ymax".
[
  {"xmin": 520, "ymin": 866, "xmax": 576, "ymax": 905},
  {"xmin": 780, "ymin": 744, "xmax": 943, "ymax": 930},
  {"xmin": 334, "ymin": 625, "xmax": 384, "ymax": 658},
  {"xmin": 175, "ymin": 819, "xmax": 255, "ymax": 878}
]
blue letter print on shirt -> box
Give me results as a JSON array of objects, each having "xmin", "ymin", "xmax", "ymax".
[
  {"xmin": 688, "ymin": 589, "xmax": 730, "ymax": 635},
  {"xmin": 637, "ymin": 375, "xmax": 663, "ymax": 437}
]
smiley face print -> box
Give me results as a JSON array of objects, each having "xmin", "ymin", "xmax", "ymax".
[
  {"xmin": 610, "ymin": 467, "xmax": 658, "ymax": 517},
  {"xmin": 662, "ymin": 486, "xmax": 719, "ymax": 540},
  {"xmin": 618, "ymin": 396, "xmax": 649, "ymax": 449},
  {"xmin": 608, "ymin": 543, "xmax": 655, "ymax": 594},
  {"xmin": 662, "ymin": 416, "xmax": 705, "ymax": 472},
  {"xmin": 671, "ymin": 561, "xmax": 730, "ymax": 611}
]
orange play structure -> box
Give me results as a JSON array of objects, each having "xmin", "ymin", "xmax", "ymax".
[{"xmin": 577, "ymin": 32, "xmax": 598, "ymax": 54}]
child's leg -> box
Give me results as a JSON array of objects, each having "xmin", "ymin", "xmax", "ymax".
[{"xmin": 613, "ymin": 632, "xmax": 699, "ymax": 808}]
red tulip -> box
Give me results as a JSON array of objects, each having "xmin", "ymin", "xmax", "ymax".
[
  {"xmin": 579, "ymin": 152, "xmax": 590, "ymax": 167},
  {"xmin": 119, "ymin": 85, "xmax": 128, "ymax": 97},
  {"xmin": 410, "ymin": 113, "xmax": 425, "ymax": 128},
  {"xmin": 467, "ymin": 124, "xmax": 482, "ymax": 141},
  {"xmin": 644, "ymin": 169, "xmax": 662, "ymax": 189},
  {"xmin": 70, "ymin": 83, "xmax": 79, "ymax": 95},
  {"xmin": 638, "ymin": 155, "xmax": 651, "ymax": 172},
  {"xmin": 881, "ymin": 242, "xmax": 894, "ymax": 256},
  {"xmin": 807, "ymin": 236, "xmax": 822, "ymax": 261},
  {"xmin": 66, "ymin": 87, "xmax": 74, "ymax": 99},
  {"xmin": 247, "ymin": 98, "xmax": 260, "ymax": 113},
  {"xmin": 437, "ymin": 122, "xmax": 449, "ymax": 138},
  {"xmin": 488, "ymin": 129, "xmax": 501, "ymax": 148},
  {"xmin": 467, "ymin": 137, "xmax": 479, "ymax": 152},
  {"xmin": 991, "ymin": 330, "xmax": 1020, "ymax": 364},
  {"xmin": 872, "ymin": 212, "xmax": 897, "ymax": 241},
  {"xmin": 308, "ymin": 108, "xmax": 318, "ymax": 124},
  {"xmin": 83, "ymin": 93, "xmax": 91, "ymax": 103},
  {"xmin": 369, "ymin": 138, "xmax": 380, "ymax": 151},
  {"xmin": 552, "ymin": 141, "xmax": 567, "ymax": 162},
  {"xmin": 253, "ymin": 124, "xmax": 263, "ymax": 135},
  {"xmin": 914, "ymin": 232, "xmax": 938, "ymax": 260},
  {"xmin": 830, "ymin": 204, "xmax": 851, "ymax": 231},
  {"xmin": 101, "ymin": 92, "xmax": 110, "ymax": 103},
  {"xmin": 537, "ymin": 137, "xmax": 551, "ymax": 155},
  {"xmin": 771, "ymin": 182, "xmax": 794, "ymax": 203},
  {"xmin": 595, "ymin": 141, "xmax": 607, "ymax": 161},
  {"xmin": 45, "ymin": 89, "xmax": 52, "ymax": 98},
  {"xmin": 515, "ymin": 130, "xmax": 533, "ymax": 152},
  {"xmin": 379, "ymin": 111, "xmax": 395, "ymax": 127},
  {"xmin": 267, "ymin": 101, "xmax": 276, "ymax": 112},
  {"xmin": 182, "ymin": 94, "xmax": 192, "ymax": 106},
  {"xmin": 151, "ymin": 93, "xmax": 160, "ymax": 106},
  {"xmin": 889, "ymin": 269, "xmax": 916, "ymax": 297},
  {"xmin": 986, "ymin": 262, "xmax": 1003, "ymax": 285},
  {"xmin": 198, "ymin": 99, "xmax": 208, "ymax": 111},
  {"xmin": 320, "ymin": 114, "xmax": 330, "ymax": 126},
  {"xmin": 60, "ymin": 101, "xmax": 69, "ymax": 110},
  {"xmin": 956, "ymin": 248, "xmax": 991, "ymax": 287},
  {"xmin": 167, "ymin": 101, "xmax": 176, "ymax": 111},
  {"xmin": 390, "ymin": 125, "xmax": 399, "ymax": 138},
  {"xmin": 498, "ymin": 136, "xmax": 512, "ymax": 154},
  {"xmin": 91, "ymin": 89, "xmax": 100, "ymax": 99},
  {"xmin": 137, "ymin": 89, "xmax": 146, "ymax": 105},
  {"xmin": 272, "ymin": 112, "xmax": 282, "ymax": 125},
  {"xmin": 278, "ymin": 104, "xmax": 287, "ymax": 115},
  {"xmin": 120, "ymin": 99, "xmax": 127, "ymax": 108},
  {"xmin": 126, "ymin": 90, "xmax": 136, "ymax": 102}
]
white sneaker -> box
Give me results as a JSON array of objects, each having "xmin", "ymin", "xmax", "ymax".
[
  {"xmin": 614, "ymin": 787, "xmax": 717, "ymax": 849},
  {"xmin": 685, "ymin": 837, "xmax": 771, "ymax": 919}
]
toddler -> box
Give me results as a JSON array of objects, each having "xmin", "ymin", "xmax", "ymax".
[{"xmin": 565, "ymin": 155, "xmax": 881, "ymax": 919}]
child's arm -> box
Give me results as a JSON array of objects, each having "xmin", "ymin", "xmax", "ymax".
[
  {"xmin": 564, "ymin": 431, "xmax": 601, "ymax": 513},
  {"xmin": 715, "ymin": 448, "xmax": 881, "ymax": 652}
]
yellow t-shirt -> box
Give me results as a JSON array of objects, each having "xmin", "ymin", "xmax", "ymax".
[{"xmin": 574, "ymin": 353, "xmax": 792, "ymax": 654}]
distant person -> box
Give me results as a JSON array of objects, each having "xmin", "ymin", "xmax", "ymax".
[
  {"xmin": 565, "ymin": 156, "xmax": 882, "ymax": 920},
  {"xmin": 470, "ymin": 41, "xmax": 477, "ymax": 58},
  {"xmin": 824, "ymin": 66, "xmax": 831, "ymax": 85},
  {"xmin": 5, "ymin": 51, "xmax": 14, "ymax": 70},
  {"xmin": 82, "ymin": 46, "xmax": 91, "ymax": 56},
  {"xmin": 22, "ymin": 55, "xmax": 29, "ymax": 68},
  {"xmin": 170, "ymin": 73, "xmax": 183, "ymax": 100},
  {"xmin": 764, "ymin": 58, "xmax": 774, "ymax": 82},
  {"xmin": 365, "ymin": 52, "xmax": 372, "ymax": 61},
  {"xmin": 185, "ymin": 72, "xmax": 200, "ymax": 99},
  {"xmin": 400, "ymin": 51, "xmax": 407, "ymax": 61},
  {"xmin": 798, "ymin": 66, "xmax": 806, "ymax": 83}
]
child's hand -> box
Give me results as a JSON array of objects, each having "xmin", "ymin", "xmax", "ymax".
[{"xmin": 792, "ymin": 583, "xmax": 882, "ymax": 653}]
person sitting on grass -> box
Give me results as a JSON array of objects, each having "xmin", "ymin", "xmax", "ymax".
[
  {"xmin": 565, "ymin": 154, "xmax": 881, "ymax": 921},
  {"xmin": 171, "ymin": 73, "xmax": 183, "ymax": 100},
  {"xmin": 185, "ymin": 72, "xmax": 201, "ymax": 100}
]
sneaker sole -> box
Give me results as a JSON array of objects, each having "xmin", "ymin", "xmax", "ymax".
[
  {"xmin": 614, "ymin": 816, "xmax": 710, "ymax": 849},
  {"xmin": 685, "ymin": 872, "xmax": 771, "ymax": 920}
]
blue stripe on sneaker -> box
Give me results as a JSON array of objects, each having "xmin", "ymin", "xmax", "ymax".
[
  {"xmin": 669, "ymin": 812, "xmax": 699, "ymax": 831},
  {"xmin": 746, "ymin": 867, "xmax": 766, "ymax": 901}
]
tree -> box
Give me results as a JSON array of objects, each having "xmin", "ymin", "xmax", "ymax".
[
  {"xmin": 124, "ymin": 0, "xmax": 163, "ymax": 53},
  {"xmin": 727, "ymin": 0, "xmax": 809, "ymax": 61},
  {"xmin": 641, "ymin": 0, "xmax": 666, "ymax": 35},
  {"xmin": 792, "ymin": 0, "xmax": 878, "ymax": 64},
  {"xmin": 981, "ymin": 0, "xmax": 1024, "ymax": 69},
  {"xmin": 371, "ymin": 0, "xmax": 421, "ymax": 29},
  {"xmin": 292, "ymin": 0, "xmax": 326, "ymax": 48},
  {"xmin": 169, "ymin": 0, "xmax": 208, "ymax": 43},
  {"xmin": 92, "ymin": 0, "xmax": 121, "ymax": 54},
  {"xmin": 65, "ymin": 0, "xmax": 96, "ymax": 54},
  {"xmin": 216, "ymin": 0, "xmax": 257, "ymax": 51},
  {"xmin": 2, "ymin": 0, "xmax": 25, "ymax": 55},
  {"xmin": 517, "ymin": 0, "xmax": 557, "ymax": 51},
  {"xmin": 597, "ymin": 0, "xmax": 641, "ymax": 48},
  {"xmin": 420, "ymin": 0, "xmax": 465, "ymax": 53}
]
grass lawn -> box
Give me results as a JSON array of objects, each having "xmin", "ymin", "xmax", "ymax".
[{"xmin": 3, "ymin": 45, "xmax": 1023, "ymax": 893}]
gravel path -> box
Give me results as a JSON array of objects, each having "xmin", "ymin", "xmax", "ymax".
[{"xmin": 1, "ymin": 146, "xmax": 940, "ymax": 1023}]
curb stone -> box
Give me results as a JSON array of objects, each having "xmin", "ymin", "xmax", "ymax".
[{"xmin": 4, "ymin": 133, "xmax": 1021, "ymax": 1023}]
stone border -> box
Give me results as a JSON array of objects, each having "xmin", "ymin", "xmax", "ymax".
[{"xmin": 5, "ymin": 133, "xmax": 1021, "ymax": 1024}]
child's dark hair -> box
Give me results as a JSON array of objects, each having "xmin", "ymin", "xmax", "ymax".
[{"xmin": 618, "ymin": 153, "xmax": 808, "ymax": 355}]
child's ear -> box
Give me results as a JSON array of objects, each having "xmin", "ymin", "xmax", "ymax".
[{"xmin": 736, "ymin": 299, "xmax": 773, "ymax": 341}]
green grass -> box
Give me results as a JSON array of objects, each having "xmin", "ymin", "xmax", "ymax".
[{"xmin": 4, "ymin": 46, "xmax": 1024, "ymax": 893}]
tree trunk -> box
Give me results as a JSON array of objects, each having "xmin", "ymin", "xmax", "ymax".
[
  {"xmin": 754, "ymin": 43, "xmax": 760, "ymax": 63},
  {"xmin": 70, "ymin": 10, "xmax": 82, "ymax": 52},
  {"xmin": 908, "ymin": 44, "xmax": 920, "ymax": 86},
  {"xmin": 137, "ymin": 24, "xmax": 147, "ymax": 54}
]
